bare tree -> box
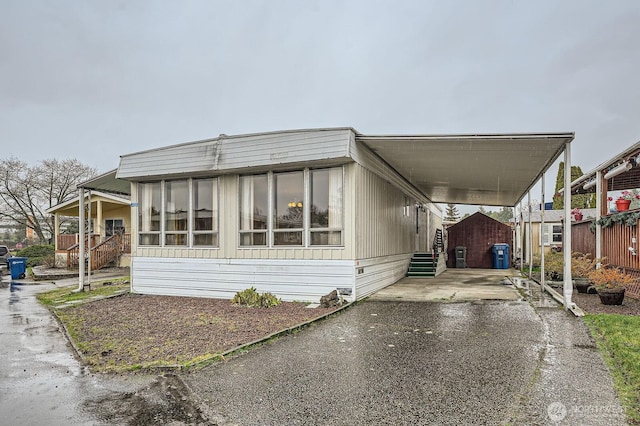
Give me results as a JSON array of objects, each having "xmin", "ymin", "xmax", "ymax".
[{"xmin": 0, "ymin": 158, "xmax": 97, "ymax": 243}]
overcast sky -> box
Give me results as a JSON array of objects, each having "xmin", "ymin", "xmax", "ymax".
[{"xmin": 2, "ymin": 1, "xmax": 640, "ymax": 210}]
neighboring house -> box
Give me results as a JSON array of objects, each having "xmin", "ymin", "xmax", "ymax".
[
  {"xmin": 518, "ymin": 209, "xmax": 597, "ymax": 259},
  {"xmin": 568, "ymin": 139, "xmax": 640, "ymax": 297},
  {"xmin": 46, "ymin": 190, "xmax": 132, "ymax": 269},
  {"xmin": 446, "ymin": 212, "xmax": 513, "ymax": 269}
]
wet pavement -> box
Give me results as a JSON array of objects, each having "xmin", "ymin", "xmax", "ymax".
[
  {"xmin": 183, "ymin": 293, "xmax": 626, "ymax": 425},
  {"xmin": 0, "ymin": 272, "xmax": 628, "ymax": 425},
  {"xmin": 0, "ymin": 275, "xmax": 201, "ymax": 426}
]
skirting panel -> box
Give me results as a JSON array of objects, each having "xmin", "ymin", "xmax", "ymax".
[
  {"xmin": 131, "ymin": 257, "xmax": 355, "ymax": 302},
  {"xmin": 355, "ymin": 254, "xmax": 412, "ymax": 299}
]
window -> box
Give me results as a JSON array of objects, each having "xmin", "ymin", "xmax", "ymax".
[
  {"xmin": 139, "ymin": 182, "xmax": 161, "ymax": 245},
  {"xmin": 105, "ymin": 219, "xmax": 125, "ymax": 237},
  {"xmin": 239, "ymin": 174, "xmax": 268, "ymax": 246},
  {"xmin": 165, "ymin": 180, "xmax": 189, "ymax": 246},
  {"xmin": 273, "ymin": 171, "xmax": 304, "ymax": 246},
  {"xmin": 192, "ymin": 178, "xmax": 218, "ymax": 246},
  {"xmin": 138, "ymin": 178, "xmax": 219, "ymax": 247},
  {"xmin": 542, "ymin": 223, "xmax": 563, "ymax": 245},
  {"xmin": 310, "ymin": 168, "xmax": 343, "ymax": 245},
  {"xmin": 239, "ymin": 167, "xmax": 344, "ymax": 247}
]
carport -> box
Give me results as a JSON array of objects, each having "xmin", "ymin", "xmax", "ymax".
[{"xmin": 358, "ymin": 132, "xmax": 576, "ymax": 310}]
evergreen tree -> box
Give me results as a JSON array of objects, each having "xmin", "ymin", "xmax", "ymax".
[
  {"xmin": 552, "ymin": 162, "xmax": 595, "ymax": 209},
  {"xmin": 444, "ymin": 203, "xmax": 460, "ymax": 221}
]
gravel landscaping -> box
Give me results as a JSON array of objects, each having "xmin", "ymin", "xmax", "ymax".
[
  {"xmin": 55, "ymin": 293, "xmax": 341, "ymax": 371},
  {"xmin": 574, "ymin": 292, "xmax": 640, "ymax": 315}
]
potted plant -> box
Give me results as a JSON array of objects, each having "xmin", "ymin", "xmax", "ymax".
[
  {"xmin": 608, "ymin": 190, "xmax": 640, "ymax": 212},
  {"xmin": 571, "ymin": 252, "xmax": 597, "ymax": 293},
  {"xmin": 587, "ymin": 265, "xmax": 635, "ymax": 305},
  {"xmin": 571, "ymin": 207, "xmax": 583, "ymax": 221}
]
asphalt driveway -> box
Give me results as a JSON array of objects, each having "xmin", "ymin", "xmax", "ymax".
[
  {"xmin": 0, "ymin": 274, "xmax": 627, "ymax": 425},
  {"xmin": 183, "ymin": 298, "xmax": 625, "ymax": 425}
]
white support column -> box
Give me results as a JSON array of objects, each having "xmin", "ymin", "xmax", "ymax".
[
  {"xmin": 528, "ymin": 192, "xmax": 533, "ymax": 279},
  {"xmin": 563, "ymin": 144, "xmax": 573, "ymax": 310},
  {"xmin": 97, "ymin": 199, "xmax": 103, "ymax": 240},
  {"xmin": 541, "ymin": 174, "xmax": 546, "ymax": 294},
  {"xmin": 86, "ymin": 190, "xmax": 92, "ymax": 290},
  {"xmin": 54, "ymin": 213, "xmax": 60, "ymax": 251},
  {"xmin": 78, "ymin": 187, "xmax": 85, "ymax": 292},
  {"xmin": 595, "ymin": 170, "xmax": 602, "ymax": 260}
]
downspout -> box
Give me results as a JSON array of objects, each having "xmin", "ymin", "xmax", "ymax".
[
  {"xmin": 540, "ymin": 174, "xmax": 546, "ymax": 294},
  {"xmin": 563, "ymin": 143, "xmax": 573, "ymax": 310},
  {"xmin": 76, "ymin": 187, "xmax": 85, "ymax": 292},
  {"xmin": 519, "ymin": 200, "xmax": 523, "ymax": 275},
  {"xmin": 595, "ymin": 170, "xmax": 602, "ymax": 260}
]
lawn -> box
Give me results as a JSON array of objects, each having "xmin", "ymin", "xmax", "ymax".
[
  {"xmin": 584, "ymin": 314, "xmax": 640, "ymax": 424},
  {"xmin": 36, "ymin": 278, "xmax": 130, "ymax": 307}
]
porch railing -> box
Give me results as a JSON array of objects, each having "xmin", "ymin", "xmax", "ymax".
[{"xmin": 66, "ymin": 233, "xmax": 131, "ymax": 269}]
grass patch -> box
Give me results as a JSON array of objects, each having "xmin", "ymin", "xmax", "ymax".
[
  {"xmin": 584, "ymin": 314, "xmax": 640, "ymax": 424},
  {"xmin": 36, "ymin": 278, "xmax": 130, "ymax": 307}
]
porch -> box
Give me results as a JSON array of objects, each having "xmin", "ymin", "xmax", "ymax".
[{"xmin": 57, "ymin": 233, "xmax": 132, "ymax": 270}]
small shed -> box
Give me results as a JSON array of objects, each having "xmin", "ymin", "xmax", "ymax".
[{"xmin": 446, "ymin": 212, "xmax": 513, "ymax": 269}]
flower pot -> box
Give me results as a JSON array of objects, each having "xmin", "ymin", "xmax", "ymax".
[
  {"xmin": 574, "ymin": 277, "xmax": 592, "ymax": 293},
  {"xmin": 597, "ymin": 288, "xmax": 625, "ymax": 305},
  {"xmin": 573, "ymin": 213, "xmax": 583, "ymax": 221},
  {"xmin": 616, "ymin": 199, "xmax": 631, "ymax": 212}
]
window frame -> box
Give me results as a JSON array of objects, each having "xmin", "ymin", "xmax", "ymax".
[
  {"xmin": 192, "ymin": 177, "xmax": 219, "ymax": 247},
  {"xmin": 138, "ymin": 178, "xmax": 219, "ymax": 248},
  {"xmin": 238, "ymin": 167, "xmax": 345, "ymax": 248}
]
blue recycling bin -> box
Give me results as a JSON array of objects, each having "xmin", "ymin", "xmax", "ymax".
[
  {"xmin": 8, "ymin": 257, "xmax": 27, "ymax": 280},
  {"xmin": 492, "ymin": 244, "xmax": 510, "ymax": 269}
]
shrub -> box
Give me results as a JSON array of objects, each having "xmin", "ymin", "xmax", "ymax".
[
  {"xmin": 15, "ymin": 244, "xmax": 55, "ymax": 267},
  {"xmin": 588, "ymin": 266, "xmax": 635, "ymax": 290},
  {"xmin": 231, "ymin": 287, "xmax": 281, "ymax": 308},
  {"xmin": 571, "ymin": 252, "xmax": 601, "ymax": 278}
]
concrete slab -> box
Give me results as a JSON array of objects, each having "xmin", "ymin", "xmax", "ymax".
[{"xmin": 369, "ymin": 269, "xmax": 521, "ymax": 302}]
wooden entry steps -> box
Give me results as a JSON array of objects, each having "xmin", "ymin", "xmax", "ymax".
[{"xmin": 407, "ymin": 252, "xmax": 439, "ymax": 277}]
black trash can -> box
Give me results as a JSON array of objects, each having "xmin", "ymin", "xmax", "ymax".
[{"xmin": 455, "ymin": 246, "xmax": 467, "ymax": 268}]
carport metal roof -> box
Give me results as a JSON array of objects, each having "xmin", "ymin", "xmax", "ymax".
[
  {"xmin": 358, "ymin": 132, "xmax": 574, "ymax": 207},
  {"xmin": 77, "ymin": 130, "xmax": 575, "ymax": 208}
]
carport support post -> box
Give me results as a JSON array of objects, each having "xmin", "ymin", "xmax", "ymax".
[
  {"xmin": 563, "ymin": 144, "xmax": 573, "ymax": 309},
  {"xmin": 595, "ymin": 170, "xmax": 602, "ymax": 260},
  {"xmin": 528, "ymin": 191, "xmax": 533, "ymax": 279},
  {"xmin": 540, "ymin": 174, "xmax": 546, "ymax": 293},
  {"xmin": 77, "ymin": 187, "xmax": 85, "ymax": 292}
]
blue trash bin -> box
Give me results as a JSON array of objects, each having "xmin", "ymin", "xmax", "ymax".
[
  {"xmin": 8, "ymin": 257, "xmax": 27, "ymax": 280},
  {"xmin": 491, "ymin": 244, "xmax": 510, "ymax": 269}
]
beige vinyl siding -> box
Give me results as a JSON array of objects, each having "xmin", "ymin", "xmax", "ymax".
[
  {"xmin": 118, "ymin": 129, "xmax": 352, "ymax": 180},
  {"xmin": 131, "ymin": 170, "xmax": 354, "ymax": 261},
  {"xmin": 354, "ymin": 164, "xmax": 415, "ymax": 259}
]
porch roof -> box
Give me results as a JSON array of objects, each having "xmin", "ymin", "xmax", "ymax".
[
  {"xmin": 568, "ymin": 139, "xmax": 640, "ymax": 195},
  {"xmin": 46, "ymin": 190, "xmax": 130, "ymax": 216},
  {"xmin": 79, "ymin": 169, "xmax": 131, "ymax": 195}
]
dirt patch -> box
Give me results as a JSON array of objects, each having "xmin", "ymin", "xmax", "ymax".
[
  {"xmin": 84, "ymin": 374, "xmax": 212, "ymax": 425},
  {"xmin": 574, "ymin": 292, "xmax": 640, "ymax": 315},
  {"xmin": 57, "ymin": 293, "xmax": 339, "ymax": 371}
]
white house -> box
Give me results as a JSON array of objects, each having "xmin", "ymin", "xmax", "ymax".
[{"xmin": 77, "ymin": 127, "xmax": 574, "ymax": 303}]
